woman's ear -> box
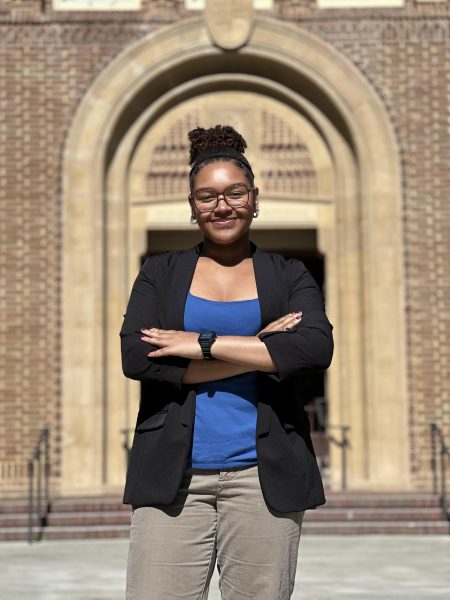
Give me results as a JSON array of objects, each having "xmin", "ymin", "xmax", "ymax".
[{"xmin": 253, "ymin": 188, "xmax": 259, "ymax": 214}]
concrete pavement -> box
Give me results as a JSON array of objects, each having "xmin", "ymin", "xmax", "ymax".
[{"xmin": 1, "ymin": 535, "xmax": 449, "ymax": 599}]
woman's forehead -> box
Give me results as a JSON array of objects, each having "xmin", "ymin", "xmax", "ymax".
[{"xmin": 194, "ymin": 161, "xmax": 247, "ymax": 186}]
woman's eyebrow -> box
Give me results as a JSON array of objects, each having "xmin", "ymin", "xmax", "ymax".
[{"xmin": 195, "ymin": 181, "xmax": 248, "ymax": 191}]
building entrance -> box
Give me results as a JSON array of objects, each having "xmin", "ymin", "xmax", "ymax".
[{"xmin": 60, "ymin": 16, "xmax": 408, "ymax": 496}]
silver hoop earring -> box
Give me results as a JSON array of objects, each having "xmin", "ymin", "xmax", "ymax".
[
  {"xmin": 190, "ymin": 214, "xmax": 197, "ymax": 224},
  {"xmin": 253, "ymin": 208, "xmax": 259, "ymax": 218}
]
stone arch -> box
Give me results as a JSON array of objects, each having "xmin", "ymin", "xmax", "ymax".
[{"xmin": 61, "ymin": 16, "xmax": 409, "ymax": 495}]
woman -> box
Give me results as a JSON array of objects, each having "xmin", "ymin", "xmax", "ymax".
[{"xmin": 120, "ymin": 125, "xmax": 334, "ymax": 599}]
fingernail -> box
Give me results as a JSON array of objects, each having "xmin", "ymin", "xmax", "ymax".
[{"xmin": 295, "ymin": 315, "xmax": 301, "ymax": 319}]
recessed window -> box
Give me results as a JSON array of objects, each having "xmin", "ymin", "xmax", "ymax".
[
  {"xmin": 317, "ymin": 0, "xmax": 404, "ymax": 7},
  {"xmin": 53, "ymin": 0, "xmax": 141, "ymax": 11},
  {"xmin": 185, "ymin": 0, "xmax": 273, "ymax": 9}
]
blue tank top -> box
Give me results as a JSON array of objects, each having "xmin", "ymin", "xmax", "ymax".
[{"xmin": 184, "ymin": 290, "xmax": 261, "ymax": 469}]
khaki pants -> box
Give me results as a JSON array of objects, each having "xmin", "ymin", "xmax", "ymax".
[{"xmin": 126, "ymin": 464, "xmax": 304, "ymax": 599}]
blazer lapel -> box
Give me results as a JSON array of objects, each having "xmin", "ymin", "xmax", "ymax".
[
  {"xmin": 251, "ymin": 240, "xmax": 284, "ymax": 327},
  {"xmin": 251, "ymin": 241, "xmax": 283, "ymax": 436},
  {"xmin": 164, "ymin": 242, "xmax": 202, "ymax": 427},
  {"xmin": 165, "ymin": 241, "xmax": 203, "ymax": 331}
]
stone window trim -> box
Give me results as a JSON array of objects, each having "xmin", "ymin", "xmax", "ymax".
[{"xmin": 52, "ymin": 0, "xmax": 141, "ymax": 12}]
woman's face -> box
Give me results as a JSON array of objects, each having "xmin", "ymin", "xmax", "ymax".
[{"xmin": 189, "ymin": 161, "xmax": 259, "ymax": 245}]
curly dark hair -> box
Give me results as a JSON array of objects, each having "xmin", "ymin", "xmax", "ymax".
[
  {"xmin": 187, "ymin": 125, "xmax": 254, "ymax": 190},
  {"xmin": 188, "ymin": 125, "xmax": 247, "ymax": 164}
]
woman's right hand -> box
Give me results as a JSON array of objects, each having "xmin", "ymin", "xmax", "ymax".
[{"xmin": 257, "ymin": 312, "xmax": 302, "ymax": 336}]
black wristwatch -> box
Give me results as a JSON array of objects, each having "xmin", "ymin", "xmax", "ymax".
[{"xmin": 198, "ymin": 331, "xmax": 217, "ymax": 360}]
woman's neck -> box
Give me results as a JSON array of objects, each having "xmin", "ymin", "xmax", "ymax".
[{"xmin": 200, "ymin": 236, "xmax": 252, "ymax": 266}]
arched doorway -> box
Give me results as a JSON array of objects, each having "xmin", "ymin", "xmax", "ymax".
[{"xmin": 61, "ymin": 16, "xmax": 409, "ymax": 496}]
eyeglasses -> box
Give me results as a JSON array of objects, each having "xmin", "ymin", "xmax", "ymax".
[{"xmin": 190, "ymin": 183, "xmax": 256, "ymax": 213}]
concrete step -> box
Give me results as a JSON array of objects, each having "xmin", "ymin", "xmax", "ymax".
[
  {"xmin": 0, "ymin": 510, "xmax": 130, "ymax": 528},
  {"xmin": 3, "ymin": 507, "xmax": 443, "ymax": 529},
  {"xmin": 0, "ymin": 525, "xmax": 130, "ymax": 541},
  {"xmin": 0, "ymin": 514, "xmax": 41, "ymax": 528},
  {"xmin": 47, "ymin": 511, "xmax": 131, "ymax": 527},
  {"xmin": 1, "ymin": 493, "xmax": 440, "ymax": 513},
  {"xmin": 304, "ymin": 507, "xmax": 444, "ymax": 522},
  {"xmin": 322, "ymin": 493, "xmax": 441, "ymax": 508},
  {"xmin": 1, "ymin": 493, "xmax": 448, "ymax": 540},
  {"xmin": 50, "ymin": 498, "xmax": 129, "ymax": 513},
  {"xmin": 2, "ymin": 520, "xmax": 449, "ymax": 541},
  {"xmin": 301, "ymin": 521, "xmax": 450, "ymax": 534},
  {"xmin": 0, "ymin": 500, "xmax": 29, "ymax": 514},
  {"xmin": 44, "ymin": 525, "xmax": 131, "ymax": 540}
]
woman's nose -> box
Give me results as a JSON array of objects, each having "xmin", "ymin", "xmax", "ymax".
[{"xmin": 215, "ymin": 194, "xmax": 232, "ymax": 210}]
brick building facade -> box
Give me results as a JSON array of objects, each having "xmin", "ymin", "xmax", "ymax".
[{"xmin": 1, "ymin": 0, "xmax": 449, "ymax": 499}]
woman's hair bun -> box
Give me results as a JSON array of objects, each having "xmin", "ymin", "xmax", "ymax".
[{"xmin": 188, "ymin": 125, "xmax": 248, "ymax": 166}]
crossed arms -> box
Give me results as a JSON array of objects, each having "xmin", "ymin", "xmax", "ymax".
[{"xmin": 119, "ymin": 256, "xmax": 333, "ymax": 391}]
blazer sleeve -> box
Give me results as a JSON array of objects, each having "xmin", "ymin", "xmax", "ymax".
[
  {"xmin": 258, "ymin": 259, "xmax": 334, "ymax": 383},
  {"xmin": 119, "ymin": 255, "xmax": 190, "ymax": 392}
]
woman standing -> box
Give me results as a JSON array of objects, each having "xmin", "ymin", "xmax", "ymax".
[{"xmin": 120, "ymin": 124, "xmax": 334, "ymax": 599}]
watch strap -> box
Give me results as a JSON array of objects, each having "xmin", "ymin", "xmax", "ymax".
[{"xmin": 198, "ymin": 331, "xmax": 217, "ymax": 360}]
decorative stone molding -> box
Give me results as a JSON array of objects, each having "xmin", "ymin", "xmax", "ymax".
[
  {"xmin": 1, "ymin": 19, "xmax": 448, "ymax": 46},
  {"xmin": 205, "ymin": 0, "xmax": 255, "ymax": 49},
  {"xmin": 138, "ymin": 100, "xmax": 323, "ymax": 202}
]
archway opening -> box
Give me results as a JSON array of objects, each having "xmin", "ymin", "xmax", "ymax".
[{"xmin": 62, "ymin": 16, "xmax": 408, "ymax": 496}]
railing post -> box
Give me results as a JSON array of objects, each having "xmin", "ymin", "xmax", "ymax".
[
  {"xmin": 36, "ymin": 445, "xmax": 42, "ymax": 533},
  {"xmin": 27, "ymin": 459, "xmax": 34, "ymax": 544},
  {"xmin": 341, "ymin": 426, "xmax": 350, "ymax": 492},
  {"xmin": 429, "ymin": 422, "xmax": 450, "ymax": 523},
  {"xmin": 121, "ymin": 427, "xmax": 133, "ymax": 469},
  {"xmin": 326, "ymin": 425, "xmax": 350, "ymax": 491},
  {"xmin": 44, "ymin": 428, "xmax": 50, "ymax": 520},
  {"xmin": 27, "ymin": 427, "xmax": 51, "ymax": 543},
  {"xmin": 440, "ymin": 440, "xmax": 448, "ymax": 519},
  {"xmin": 431, "ymin": 423, "xmax": 438, "ymax": 495}
]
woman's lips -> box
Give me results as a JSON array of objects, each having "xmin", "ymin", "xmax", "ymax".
[{"xmin": 211, "ymin": 218, "xmax": 237, "ymax": 226}]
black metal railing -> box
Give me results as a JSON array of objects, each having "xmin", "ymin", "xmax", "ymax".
[
  {"xmin": 327, "ymin": 425, "xmax": 351, "ymax": 491},
  {"xmin": 306, "ymin": 399, "xmax": 350, "ymax": 491},
  {"xmin": 27, "ymin": 427, "xmax": 51, "ymax": 544},
  {"xmin": 430, "ymin": 422, "xmax": 450, "ymax": 522},
  {"xmin": 121, "ymin": 427, "xmax": 135, "ymax": 469}
]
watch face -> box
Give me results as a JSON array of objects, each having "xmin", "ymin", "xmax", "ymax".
[{"xmin": 199, "ymin": 331, "xmax": 216, "ymax": 341}]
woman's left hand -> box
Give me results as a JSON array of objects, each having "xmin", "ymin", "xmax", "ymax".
[{"xmin": 140, "ymin": 328, "xmax": 203, "ymax": 360}]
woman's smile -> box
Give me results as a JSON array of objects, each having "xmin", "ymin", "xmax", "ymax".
[{"xmin": 211, "ymin": 217, "xmax": 237, "ymax": 226}]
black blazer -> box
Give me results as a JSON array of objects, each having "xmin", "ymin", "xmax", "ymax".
[{"xmin": 119, "ymin": 240, "xmax": 334, "ymax": 512}]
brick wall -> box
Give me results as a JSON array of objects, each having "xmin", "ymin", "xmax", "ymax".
[{"xmin": 0, "ymin": 0, "xmax": 449, "ymax": 495}]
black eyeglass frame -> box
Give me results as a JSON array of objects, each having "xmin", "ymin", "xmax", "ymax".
[{"xmin": 189, "ymin": 183, "xmax": 257, "ymax": 213}]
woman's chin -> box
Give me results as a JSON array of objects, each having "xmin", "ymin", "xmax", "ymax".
[{"xmin": 205, "ymin": 231, "xmax": 249, "ymax": 245}]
